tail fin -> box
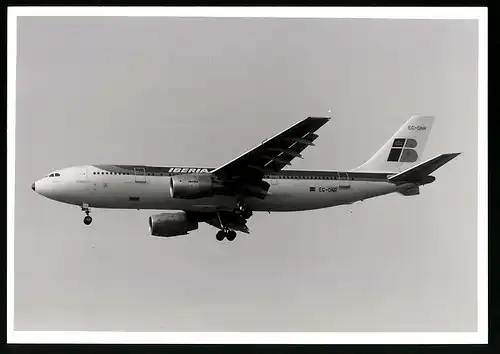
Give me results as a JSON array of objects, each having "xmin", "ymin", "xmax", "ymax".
[{"xmin": 352, "ymin": 115, "xmax": 435, "ymax": 173}]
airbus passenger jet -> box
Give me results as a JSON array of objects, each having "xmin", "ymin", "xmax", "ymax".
[{"xmin": 32, "ymin": 115, "xmax": 460, "ymax": 241}]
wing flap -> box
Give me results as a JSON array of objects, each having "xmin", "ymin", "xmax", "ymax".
[{"xmin": 198, "ymin": 211, "xmax": 251, "ymax": 234}]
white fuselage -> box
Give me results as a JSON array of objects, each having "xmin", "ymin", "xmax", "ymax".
[{"xmin": 33, "ymin": 165, "xmax": 400, "ymax": 212}]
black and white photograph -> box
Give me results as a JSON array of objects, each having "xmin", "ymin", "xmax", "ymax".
[{"xmin": 7, "ymin": 7, "xmax": 487, "ymax": 344}]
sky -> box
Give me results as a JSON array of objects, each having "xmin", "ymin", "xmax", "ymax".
[{"xmin": 14, "ymin": 16, "xmax": 478, "ymax": 332}]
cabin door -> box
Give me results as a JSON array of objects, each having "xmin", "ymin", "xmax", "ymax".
[
  {"xmin": 134, "ymin": 167, "xmax": 147, "ymax": 183},
  {"xmin": 338, "ymin": 172, "xmax": 351, "ymax": 188}
]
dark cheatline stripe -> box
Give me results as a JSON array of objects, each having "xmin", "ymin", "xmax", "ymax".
[{"xmin": 93, "ymin": 165, "xmax": 391, "ymax": 182}]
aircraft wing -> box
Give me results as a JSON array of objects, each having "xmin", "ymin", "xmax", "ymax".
[{"xmin": 211, "ymin": 117, "xmax": 331, "ymax": 181}]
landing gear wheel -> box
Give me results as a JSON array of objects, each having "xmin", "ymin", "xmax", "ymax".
[
  {"xmin": 216, "ymin": 230, "xmax": 225, "ymax": 241},
  {"xmin": 226, "ymin": 230, "xmax": 237, "ymax": 241},
  {"xmin": 81, "ymin": 204, "xmax": 92, "ymax": 225}
]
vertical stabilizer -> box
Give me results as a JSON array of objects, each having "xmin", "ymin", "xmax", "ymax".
[{"xmin": 352, "ymin": 115, "xmax": 435, "ymax": 173}]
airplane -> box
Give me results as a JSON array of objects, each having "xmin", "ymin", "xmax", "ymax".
[{"xmin": 31, "ymin": 115, "xmax": 460, "ymax": 241}]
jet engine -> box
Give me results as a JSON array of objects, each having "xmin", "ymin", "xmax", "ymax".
[
  {"xmin": 148, "ymin": 212, "xmax": 198, "ymax": 237},
  {"xmin": 169, "ymin": 174, "xmax": 223, "ymax": 199}
]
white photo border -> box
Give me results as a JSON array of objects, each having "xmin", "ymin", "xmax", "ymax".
[{"xmin": 6, "ymin": 6, "xmax": 488, "ymax": 344}]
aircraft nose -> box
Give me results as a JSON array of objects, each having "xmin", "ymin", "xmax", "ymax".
[{"xmin": 31, "ymin": 182, "xmax": 35, "ymax": 191}]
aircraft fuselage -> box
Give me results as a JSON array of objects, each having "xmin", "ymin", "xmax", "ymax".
[{"xmin": 33, "ymin": 164, "xmax": 400, "ymax": 212}]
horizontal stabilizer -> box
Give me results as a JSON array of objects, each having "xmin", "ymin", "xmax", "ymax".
[{"xmin": 389, "ymin": 153, "xmax": 461, "ymax": 182}]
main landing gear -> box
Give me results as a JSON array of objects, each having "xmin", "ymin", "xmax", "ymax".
[
  {"xmin": 215, "ymin": 211, "xmax": 237, "ymax": 241},
  {"xmin": 216, "ymin": 229, "xmax": 237, "ymax": 242},
  {"xmin": 82, "ymin": 205, "xmax": 92, "ymax": 225}
]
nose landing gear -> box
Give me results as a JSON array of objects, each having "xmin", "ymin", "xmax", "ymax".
[
  {"xmin": 84, "ymin": 215, "xmax": 92, "ymax": 225},
  {"xmin": 81, "ymin": 205, "xmax": 92, "ymax": 225}
]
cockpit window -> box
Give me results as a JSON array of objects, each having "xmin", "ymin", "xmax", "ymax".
[
  {"xmin": 55, "ymin": 173, "xmax": 60, "ymax": 177},
  {"xmin": 49, "ymin": 173, "xmax": 54, "ymax": 177}
]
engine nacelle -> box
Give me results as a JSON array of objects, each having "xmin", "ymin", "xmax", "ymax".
[
  {"xmin": 169, "ymin": 174, "xmax": 222, "ymax": 199},
  {"xmin": 149, "ymin": 212, "xmax": 198, "ymax": 237}
]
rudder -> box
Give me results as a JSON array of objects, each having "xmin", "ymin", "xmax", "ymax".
[{"xmin": 352, "ymin": 115, "xmax": 435, "ymax": 173}]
